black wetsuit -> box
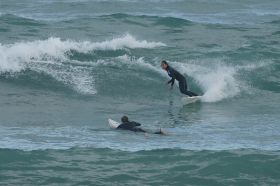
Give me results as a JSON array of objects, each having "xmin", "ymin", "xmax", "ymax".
[
  {"xmin": 117, "ymin": 121, "xmax": 146, "ymax": 133},
  {"xmin": 166, "ymin": 66, "xmax": 198, "ymax": 97},
  {"xmin": 117, "ymin": 121, "xmax": 164, "ymax": 135}
]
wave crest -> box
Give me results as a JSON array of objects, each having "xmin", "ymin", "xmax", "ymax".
[
  {"xmin": 0, "ymin": 35, "xmax": 165, "ymax": 94},
  {"xmin": 0, "ymin": 34, "xmax": 165, "ymax": 72}
]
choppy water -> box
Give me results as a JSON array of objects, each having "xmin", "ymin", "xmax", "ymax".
[{"xmin": 0, "ymin": 0, "xmax": 280, "ymax": 185}]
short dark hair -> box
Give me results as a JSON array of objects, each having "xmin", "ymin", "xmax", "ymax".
[
  {"xmin": 121, "ymin": 116, "xmax": 129, "ymax": 123},
  {"xmin": 161, "ymin": 60, "xmax": 168, "ymax": 65}
]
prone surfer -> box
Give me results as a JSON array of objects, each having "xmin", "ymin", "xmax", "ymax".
[
  {"xmin": 161, "ymin": 60, "xmax": 198, "ymax": 97},
  {"xmin": 117, "ymin": 116, "xmax": 166, "ymax": 135}
]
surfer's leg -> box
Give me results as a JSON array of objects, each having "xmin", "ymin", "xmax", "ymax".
[
  {"xmin": 179, "ymin": 80, "xmax": 193, "ymax": 97},
  {"xmin": 154, "ymin": 131, "xmax": 162, "ymax": 134},
  {"xmin": 179, "ymin": 79, "xmax": 198, "ymax": 97},
  {"xmin": 134, "ymin": 128, "xmax": 147, "ymax": 133},
  {"xmin": 186, "ymin": 90, "xmax": 198, "ymax": 97}
]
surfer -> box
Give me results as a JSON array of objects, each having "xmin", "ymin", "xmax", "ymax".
[
  {"xmin": 161, "ymin": 60, "xmax": 198, "ymax": 97},
  {"xmin": 117, "ymin": 116, "xmax": 166, "ymax": 135}
]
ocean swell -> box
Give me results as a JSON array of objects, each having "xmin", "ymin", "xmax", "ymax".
[{"xmin": 0, "ymin": 34, "xmax": 165, "ymax": 94}]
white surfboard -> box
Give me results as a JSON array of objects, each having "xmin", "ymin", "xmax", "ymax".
[
  {"xmin": 181, "ymin": 96, "xmax": 202, "ymax": 105},
  {"xmin": 108, "ymin": 118, "xmax": 120, "ymax": 129}
]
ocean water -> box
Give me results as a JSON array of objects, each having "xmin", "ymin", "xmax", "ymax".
[{"xmin": 0, "ymin": 0, "xmax": 280, "ymax": 185}]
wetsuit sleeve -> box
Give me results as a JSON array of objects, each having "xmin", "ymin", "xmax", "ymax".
[
  {"xmin": 167, "ymin": 78, "xmax": 175, "ymax": 86},
  {"xmin": 117, "ymin": 123, "xmax": 135, "ymax": 130},
  {"xmin": 131, "ymin": 121, "xmax": 141, "ymax": 127},
  {"xmin": 117, "ymin": 124, "xmax": 125, "ymax": 129},
  {"xmin": 167, "ymin": 69, "xmax": 175, "ymax": 86}
]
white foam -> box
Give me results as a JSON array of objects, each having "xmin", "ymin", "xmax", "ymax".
[
  {"xmin": 116, "ymin": 54, "xmax": 165, "ymax": 75},
  {"xmin": 172, "ymin": 60, "xmax": 273, "ymax": 102},
  {"xmin": 90, "ymin": 34, "xmax": 166, "ymax": 50},
  {"xmin": 171, "ymin": 61, "xmax": 242, "ymax": 102},
  {"xmin": 198, "ymin": 66, "xmax": 240, "ymax": 102},
  {"xmin": 0, "ymin": 34, "xmax": 165, "ymax": 72},
  {"xmin": 0, "ymin": 35, "xmax": 165, "ymax": 94},
  {"xmin": 30, "ymin": 62, "xmax": 97, "ymax": 94}
]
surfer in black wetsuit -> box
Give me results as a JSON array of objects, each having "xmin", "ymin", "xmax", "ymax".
[
  {"xmin": 161, "ymin": 60, "xmax": 198, "ymax": 97},
  {"xmin": 117, "ymin": 116, "xmax": 146, "ymax": 132},
  {"xmin": 117, "ymin": 116, "xmax": 165, "ymax": 135}
]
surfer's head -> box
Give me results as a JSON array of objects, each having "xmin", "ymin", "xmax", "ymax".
[
  {"xmin": 161, "ymin": 60, "xmax": 168, "ymax": 70},
  {"xmin": 121, "ymin": 115, "xmax": 129, "ymax": 123}
]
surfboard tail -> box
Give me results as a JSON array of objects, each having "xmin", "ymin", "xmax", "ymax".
[{"xmin": 181, "ymin": 96, "xmax": 201, "ymax": 105}]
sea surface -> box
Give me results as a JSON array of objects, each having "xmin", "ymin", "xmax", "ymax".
[{"xmin": 0, "ymin": 0, "xmax": 280, "ymax": 185}]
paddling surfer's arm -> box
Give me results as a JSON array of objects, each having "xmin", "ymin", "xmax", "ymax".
[{"xmin": 131, "ymin": 121, "xmax": 141, "ymax": 127}]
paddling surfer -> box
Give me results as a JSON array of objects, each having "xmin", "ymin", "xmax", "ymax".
[{"xmin": 117, "ymin": 116, "xmax": 166, "ymax": 135}]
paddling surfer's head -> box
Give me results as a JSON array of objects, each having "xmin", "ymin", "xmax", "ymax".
[
  {"xmin": 161, "ymin": 60, "xmax": 168, "ymax": 70},
  {"xmin": 121, "ymin": 116, "xmax": 129, "ymax": 123}
]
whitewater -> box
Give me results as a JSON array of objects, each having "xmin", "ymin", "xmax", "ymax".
[{"xmin": 0, "ymin": 0, "xmax": 279, "ymax": 185}]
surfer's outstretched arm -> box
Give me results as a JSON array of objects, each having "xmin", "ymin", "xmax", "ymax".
[{"xmin": 130, "ymin": 121, "xmax": 141, "ymax": 127}]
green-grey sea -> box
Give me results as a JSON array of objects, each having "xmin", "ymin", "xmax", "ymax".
[{"xmin": 0, "ymin": 0, "xmax": 280, "ymax": 185}]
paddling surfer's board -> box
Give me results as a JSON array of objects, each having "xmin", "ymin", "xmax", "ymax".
[
  {"xmin": 181, "ymin": 96, "xmax": 202, "ymax": 105},
  {"xmin": 108, "ymin": 119, "xmax": 120, "ymax": 129}
]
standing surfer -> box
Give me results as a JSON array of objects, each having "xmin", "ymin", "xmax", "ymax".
[{"xmin": 161, "ymin": 60, "xmax": 198, "ymax": 97}]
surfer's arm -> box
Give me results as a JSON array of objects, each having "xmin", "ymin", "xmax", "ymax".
[
  {"xmin": 116, "ymin": 124, "xmax": 123, "ymax": 129},
  {"xmin": 131, "ymin": 121, "xmax": 141, "ymax": 127},
  {"xmin": 167, "ymin": 69, "xmax": 175, "ymax": 86},
  {"xmin": 167, "ymin": 78, "xmax": 175, "ymax": 86}
]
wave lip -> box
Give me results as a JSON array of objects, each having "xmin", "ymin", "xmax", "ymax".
[
  {"xmin": 0, "ymin": 34, "xmax": 166, "ymax": 72},
  {"xmin": 86, "ymin": 33, "xmax": 166, "ymax": 50},
  {"xmin": 0, "ymin": 34, "xmax": 166, "ymax": 73},
  {"xmin": 0, "ymin": 34, "xmax": 165, "ymax": 94}
]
